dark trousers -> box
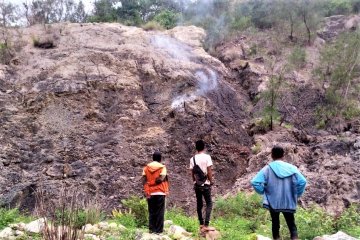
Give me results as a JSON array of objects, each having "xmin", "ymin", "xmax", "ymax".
[
  {"xmin": 147, "ymin": 195, "xmax": 165, "ymax": 233},
  {"xmin": 195, "ymin": 186, "xmax": 212, "ymax": 226},
  {"xmin": 270, "ymin": 210, "xmax": 298, "ymax": 240}
]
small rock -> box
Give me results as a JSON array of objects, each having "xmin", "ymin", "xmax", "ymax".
[
  {"xmin": 313, "ymin": 231, "xmax": 358, "ymax": 240},
  {"xmin": 164, "ymin": 220, "xmax": 173, "ymax": 228},
  {"xmin": 135, "ymin": 231, "xmax": 172, "ymax": 240},
  {"xmin": 0, "ymin": 227, "xmax": 14, "ymax": 239},
  {"xmin": 98, "ymin": 221, "xmax": 109, "ymax": 230},
  {"xmin": 168, "ymin": 225, "xmax": 190, "ymax": 239},
  {"xmin": 84, "ymin": 224, "xmax": 100, "ymax": 234},
  {"xmin": 14, "ymin": 230, "xmax": 25, "ymax": 236},
  {"xmin": 205, "ymin": 230, "xmax": 221, "ymax": 240},
  {"xmin": 257, "ymin": 235, "xmax": 272, "ymax": 240},
  {"xmin": 84, "ymin": 233, "xmax": 101, "ymax": 240},
  {"xmin": 24, "ymin": 218, "xmax": 45, "ymax": 234},
  {"xmin": 108, "ymin": 222, "xmax": 118, "ymax": 230}
]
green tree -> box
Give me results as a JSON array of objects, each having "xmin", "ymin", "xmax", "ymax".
[
  {"xmin": 315, "ymin": 31, "xmax": 360, "ymax": 121},
  {"xmin": 261, "ymin": 68, "xmax": 285, "ymax": 131},
  {"xmin": 153, "ymin": 10, "xmax": 178, "ymax": 29},
  {"xmin": 89, "ymin": 0, "xmax": 117, "ymax": 22}
]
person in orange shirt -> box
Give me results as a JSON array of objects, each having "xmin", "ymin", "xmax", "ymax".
[{"xmin": 142, "ymin": 151, "xmax": 169, "ymax": 233}]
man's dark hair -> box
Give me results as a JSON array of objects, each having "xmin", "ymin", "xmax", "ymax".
[
  {"xmin": 153, "ymin": 151, "xmax": 162, "ymax": 162},
  {"xmin": 195, "ymin": 140, "xmax": 205, "ymax": 152},
  {"xmin": 271, "ymin": 146, "xmax": 284, "ymax": 159}
]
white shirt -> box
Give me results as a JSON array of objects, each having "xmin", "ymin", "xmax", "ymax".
[{"xmin": 189, "ymin": 152, "xmax": 213, "ymax": 185}]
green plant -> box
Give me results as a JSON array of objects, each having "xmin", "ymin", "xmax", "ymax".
[
  {"xmin": 112, "ymin": 209, "xmax": 137, "ymax": 229},
  {"xmin": 36, "ymin": 187, "xmax": 104, "ymax": 240},
  {"xmin": 295, "ymin": 206, "xmax": 335, "ymax": 239},
  {"xmin": 335, "ymin": 204, "xmax": 360, "ymax": 238},
  {"xmin": 153, "ymin": 10, "xmax": 179, "ymax": 29},
  {"xmin": 315, "ymin": 31, "xmax": 360, "ymax": 122},
  {"xmin": 0, "ymin": 208, "xmax": 24, "ymax": 230},
  {"xmin": 121, "ymin": 196, "xmax": 148, "ymax": 228},
  {"xmin": 165, "ymin": 208, "xmax": 198, "ymax": 234},
  {"xmin": 288, "ymin": 46, "xmax": 306, "ymax": 69},
  {"xmin": 231, "ymin": 15, "xmax": 252, "ymax": 31}
]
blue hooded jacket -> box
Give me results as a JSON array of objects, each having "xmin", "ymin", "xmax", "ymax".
[{"xmin": 251, "ymin": 160, "xmax": 307, "ymax": 212}]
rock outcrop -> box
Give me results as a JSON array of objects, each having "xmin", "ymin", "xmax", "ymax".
[{"xmin": 0, "ymin": 23, "xmax": 252, "ymax": 211}]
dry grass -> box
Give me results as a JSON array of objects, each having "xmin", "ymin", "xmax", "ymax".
[{"xmin": 35, "ymin": 186, "xmax": 103, "ymax": 240}]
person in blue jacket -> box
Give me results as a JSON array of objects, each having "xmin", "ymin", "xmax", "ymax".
[{"xmin": 251, "ymin": 146, "xmax": 307, "ymax": 240}]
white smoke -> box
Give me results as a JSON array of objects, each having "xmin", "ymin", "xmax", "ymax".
[
  {"xmin": 195, "ymin": 69, "xmax": 218, "ymax": 95},
  {"xmin": 171, "ymin": 68, "xmax": 218, "ymax": 109},
  {"xmin": 150, "ymin": 35, "xmax": 192, "ymax": 61},
  {"xmin": 150, "ymin": 34, "xmax": 219, "ymax": 110}
]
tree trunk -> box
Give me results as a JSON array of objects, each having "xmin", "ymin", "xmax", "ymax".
[{"xmin": 302, "ymin": 12, "xmax": 311, "ymax": 45}]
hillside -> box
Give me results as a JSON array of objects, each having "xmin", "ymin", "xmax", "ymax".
[{"xmin": 0, "ymin": 18, "xmax": 359, "ymax": 215}]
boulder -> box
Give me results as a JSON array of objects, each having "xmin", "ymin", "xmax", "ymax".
[
  {"xmin": 24, "ymin": 218, "xmax": 45, "ymax": 234},
  {"xmin": 313, "ymin": 231, "xmax": 358, "ymax": 240},
  {"xmin": 0, "ymin": 227, "xmax": 14, "ymax": 239},
  {"xmin": 83, "ymin": 224, "xmax": 101, "ymax": 235},
  {"xmin": 168, "ymin": 225, "xmax": 190, "ymax": 239}
]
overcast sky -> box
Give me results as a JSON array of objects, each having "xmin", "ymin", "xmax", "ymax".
[{"xmin": 6, "ymin": 0, "xmax": 95, "ymax": 13}]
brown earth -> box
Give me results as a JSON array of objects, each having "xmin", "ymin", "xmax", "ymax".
[{"xmin": 0, "ymin": 19, "xmax": 359, "ymax": 214}]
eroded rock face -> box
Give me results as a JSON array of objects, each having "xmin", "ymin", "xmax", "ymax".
[
  {"xmin": 317, "ymin": 15, "xmax": 360, "ymax": 41},
  {"xmin": 0, "ymin": 23, "xmax": 252, "ymax": 211},
  {"xmin": 234, "ymin": 127, "xmax": 360, "ymax": 213}
]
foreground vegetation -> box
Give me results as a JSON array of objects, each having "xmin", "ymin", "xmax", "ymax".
[{"xmin": 1, "ymin": 193, "xmax": 359, "ymax": 240}]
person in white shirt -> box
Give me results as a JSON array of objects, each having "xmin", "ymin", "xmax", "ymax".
[{"xmin": 189, "ymin": 140, "xmax": 214, "ymax": 232}]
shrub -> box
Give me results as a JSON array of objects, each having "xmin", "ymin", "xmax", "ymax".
[
  {"xmin": 153, "ymin": 10, "xmax": 179, "ymax": 29},
  {"xmin": 295, "ymin": 206, "xmax": 335, "ymax": 239},
  {"xmin": 0, "ymin": 208, "xmax": 22, "ymax": 230},
  {"xmin": 335, "ymin": 204, "xmax": 360, "ymax": 238},
  {"xmin": 231, "ymin": 16, "xmax": 252, "ymax": 31},
  {"xmin": 36, "ymin": 188, "xmax": 104, "ymax": 240},
  {"xmin": 121, "ymin": 196, "xmax": 148, "ymax": 228},
  {"xmin": 0, "ymin": 43, "xmax": 14, "ymax": 65},
  {"xmin": 112, "ymin": 209, "xmax": 137, "ymax": 229},
  {"xmin": 142, "ymin": 21, "xmax": 164, "ymax": 31},
  {"xmin": 288, "ymin": 46, "xmax": 306, "ymax": 69}
]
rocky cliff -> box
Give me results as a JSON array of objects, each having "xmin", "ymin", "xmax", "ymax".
[
  {"xmin": 0, "ymin": 23, "xmax": 252, "ymax": 211},
  {"xmin": 0, "ymin": 20, "xmax": 359, "ymax": 213}
]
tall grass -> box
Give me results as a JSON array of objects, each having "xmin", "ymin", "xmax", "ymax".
[{"xmin": 35, "ymin": 187, "xmax": 104, "ymax": 240}]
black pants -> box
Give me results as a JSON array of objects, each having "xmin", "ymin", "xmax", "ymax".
[
  {"xmin": 147, "ymin": 195, "xmax": 165, "ymax": 233},
  {"xmin": 270, "ymin": 210, "xmax": 298, "ymax": 240},
  {"xmin": 195, "ymin": 186, "xmax": 212, "ymax": 226}
]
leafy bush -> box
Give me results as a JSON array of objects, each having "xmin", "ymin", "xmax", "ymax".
[
  {"xmin": 0, "ymin": 208, "xmax": 24, "ymax": 230},
  {"xmin": 335, "ymin": 204, "xmax": 360, "ymax": 238},
  {"xmin": 153, "ymin": 10, "xmax": 179, "ymax": 29},
  {"xmin": 112, "ymin": 209, "xmax": 137, "ymax": 229},
  {"xmin": 322, "ymin": 0, "xmax": 353, "ymax": 16},
  {"xmin": 55, "ymin": 207, "xmax": 104, "ymax": 229},
  {"xmin": 288, "ymin": 46, "xmax": 306, "ymax": 69},
  {"xmin": 295, "ymin": 206, "xmax": 335, "ymax": 239},
  {"xmin": 231, "ymin": 16, "xmax": 252, "ymax": 31},
  {"xmin": 121, "ymin": 196, "xmax": 148, "ymax": 228}
]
